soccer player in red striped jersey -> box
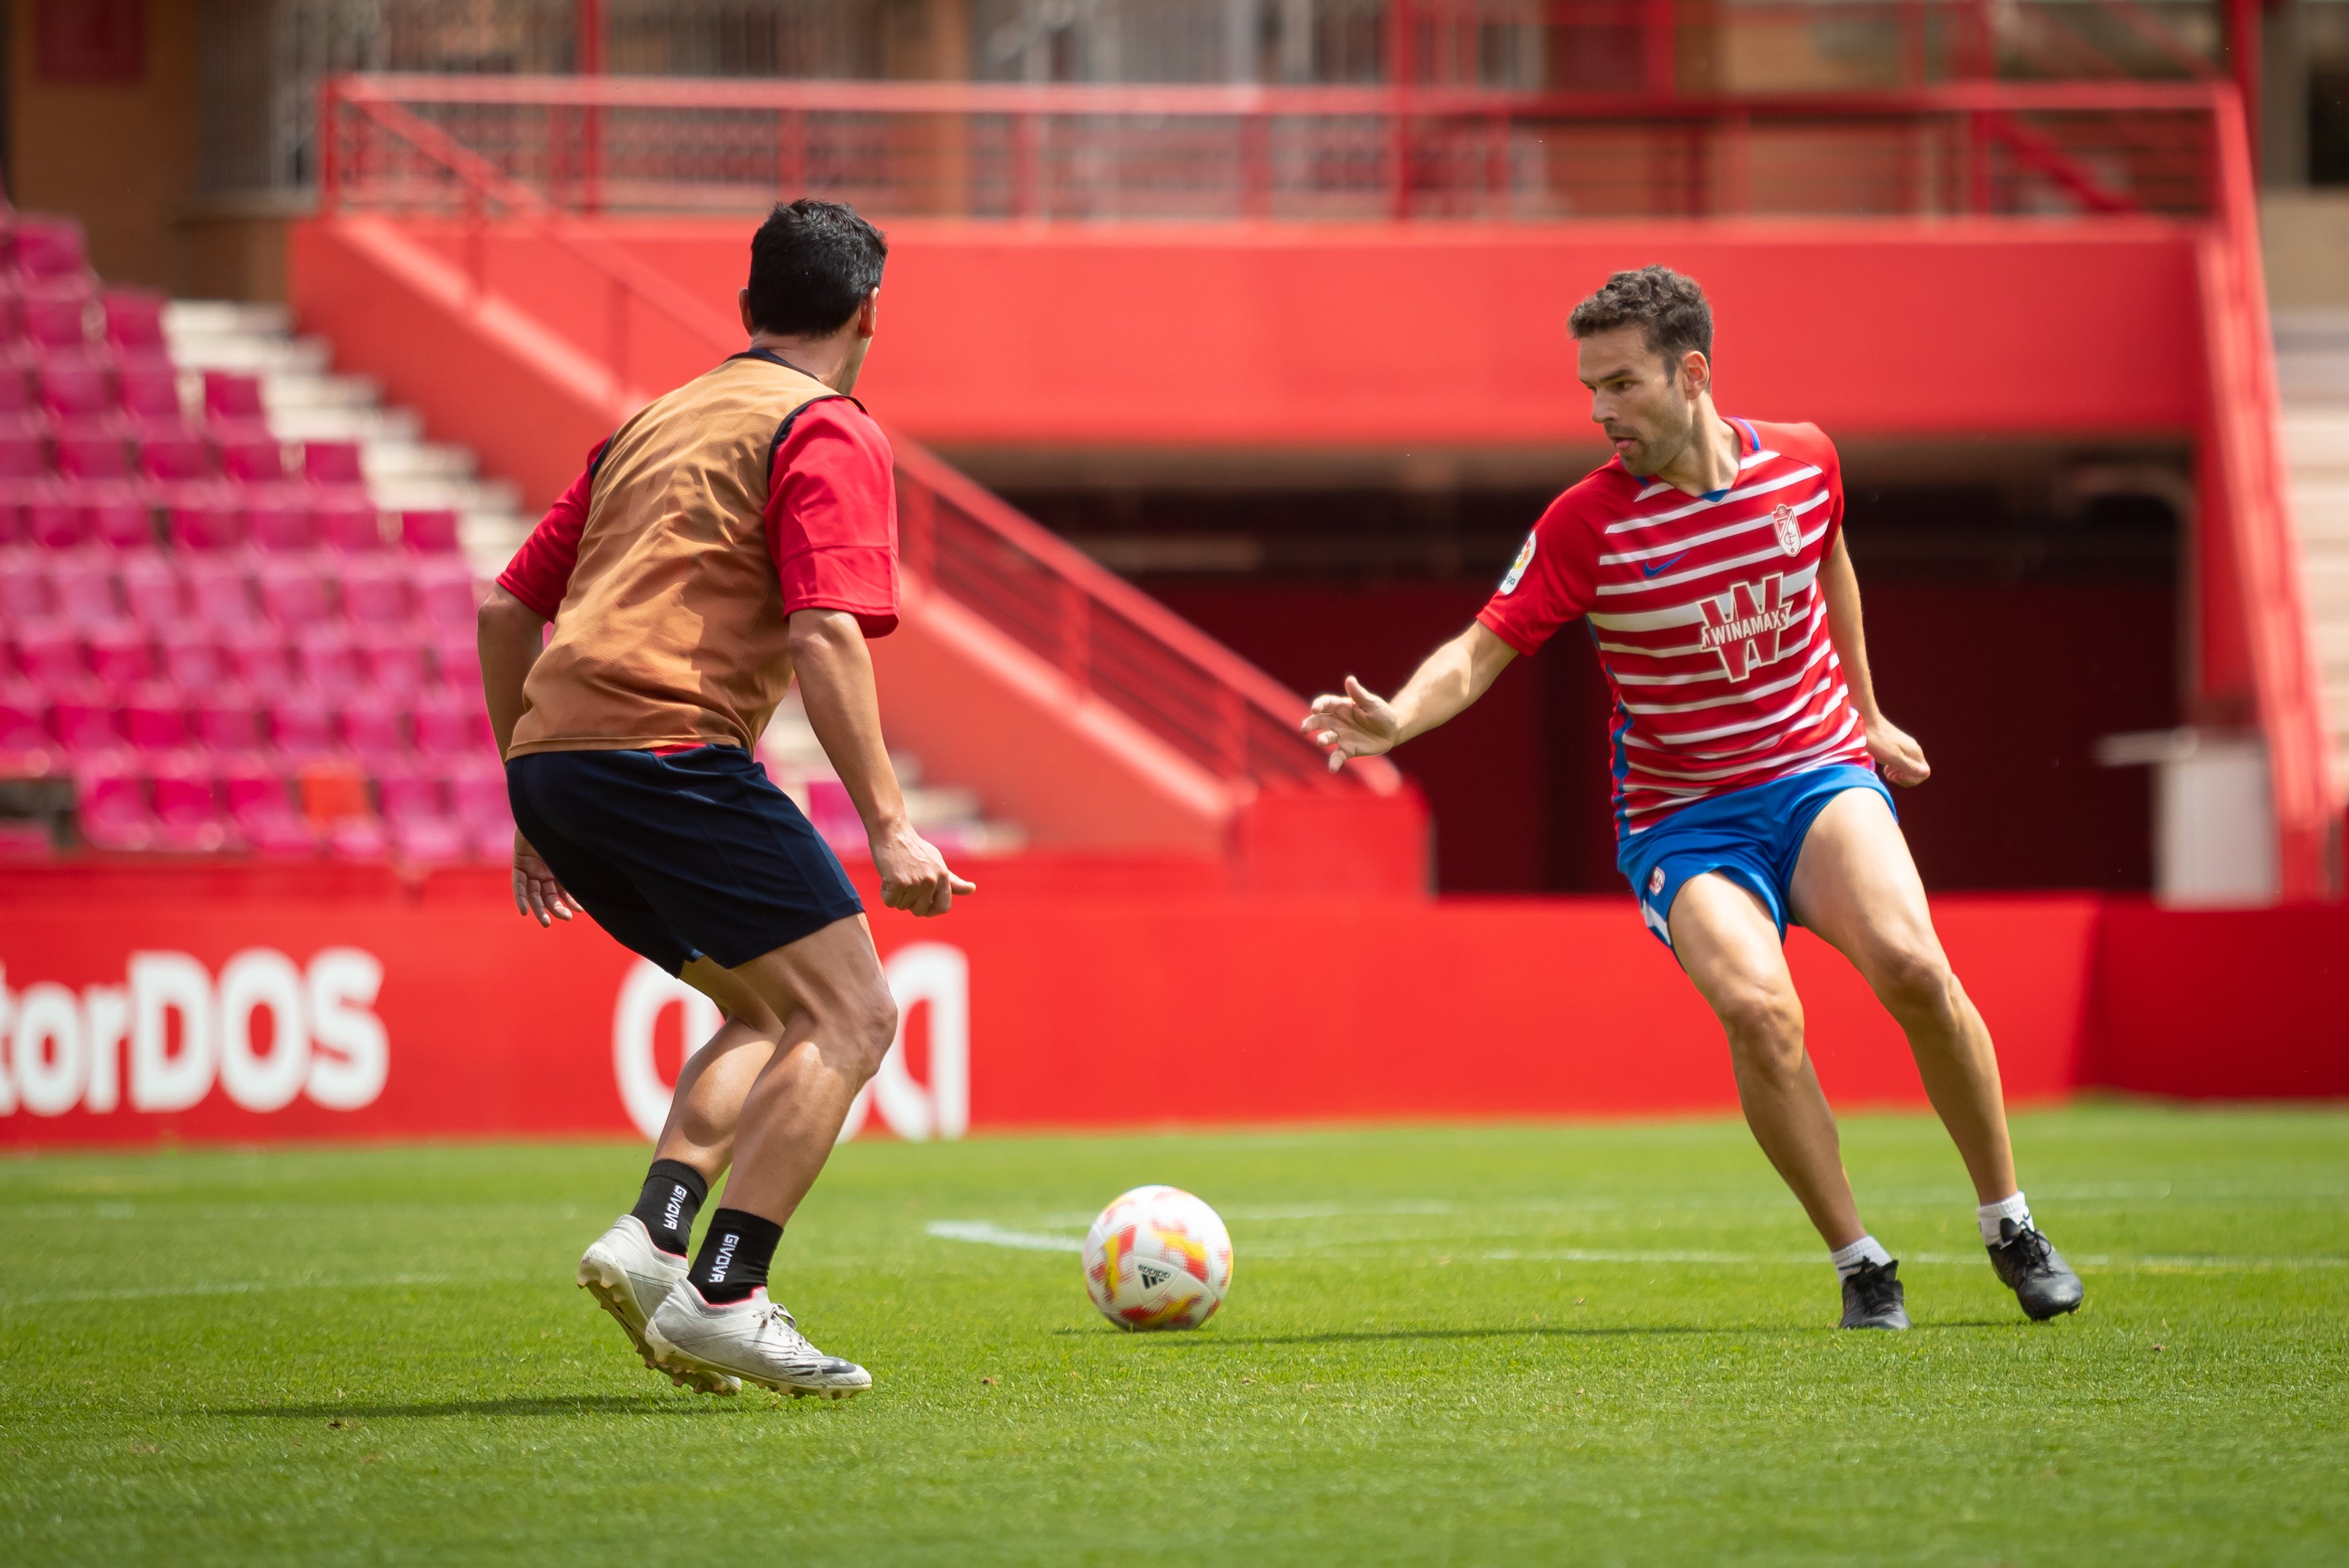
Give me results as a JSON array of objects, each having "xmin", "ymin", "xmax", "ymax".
[{"xmin": 1303, "ymin": 266, "xmax": 2083, "ymax": 1329}]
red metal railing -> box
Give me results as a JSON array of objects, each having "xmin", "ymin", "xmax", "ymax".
[{"xmin": 322, "ymin": 73, "xmax": 2226, "ymax": 223}]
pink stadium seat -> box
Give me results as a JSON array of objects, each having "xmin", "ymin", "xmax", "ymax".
[
  {"xmin": 75, "ymin": 762, "xmax": 154, "ymax": 851},
  {"xmin": 0, "ymin": 294, "xmax": 20, "ymax": 350},
  {"xmin": 119, "ymin": 553, "xmax": 185, "ymax": 625},
  {"xmin": 0, "ymin": 680, "xmax": 50, "ymax": 755},
  {"xmin": 337, "ymin": 700, "xmax": 408, "ymax": 764},
  {"xmin": 0, "ymin": 484, "xmax": 28, "ymax": 546},
  {"xmin": 54, "ymin": 427, "xmax": 132, "ymax": 483},
  {"xmin": 38, "ymin": 358, "xmax": 112, "ymax": 422},
  {"xmin": 0, "ymin": 368, "xmax": 34, "ymax": 414},
  {"xmin": 217, "ymin": 627, "xmax": 292, "ymax": 695},
  {"xmin": 412, "ymin": 556, "xmax": 481, "ymax": 628},
  {"xmin": 0, "ymin": 547, "xmax": 48, "ymax": 620},
  {"xmin": 148, "ymin": 751, "xmax": 234, "ymax": 853},
  {"xmin": 185, "ymin": 557, "xmax": 258, "ymax": 627},
  {"xmin": 429, "ymin": 634, "xmax": 481, "ymax": 692},
  {"xmin": 293, "ymin": 623, "xmax": 362, "ymax": 695},
  {"xmin": 446, "ymin": 758, "xmax": 514, "ymax": 858},
  {"xmin": 265, "ymin": 693, "xmax": 334, "ymax": 758},
  {"xmin": 10, "ymin": 621, "xmax": 85, "ymax": 686},
  {"xmin": 47, "ymin": 552, "xmax": 121, "ymax": 624},
  {"xmin": 115, "ymin": 360, "xmax": 181, "ymax": 421},
  {"xmin": 153, "ymin": 624, "xmax": 219, "ymax": 688},
  {"xmin": 0, "ymin": 417, "xmax": 48, "ymax": 478},
  {"xmin": 315, "ymin": 493, "xmax": 383, "ymax": 552},
  {"xmin": 84, "ymin": 484, "xmax": 156, "ymax": 551},
  {"xmin": 21, "ymin": 294, "xmax": 94, "ymax": 351},
  {"xmin": 219, "ymin": 433, "xmax": 287, "ymax": 484},
  {"xmin": 49, "ymin": 684, "xmax": 123, "ymax": 753},
  {"xmin": 13, "ymin": 218, "xmax": 89, "ymax": 279},
  {"xmin": 102, "ymin": 293, "xmax": 168, "ymax": 358},
  {"xmin": 190, "ymin": 687, "xmax": 263, "ymax": 752},
  {"xmin": 353, "ymin": 623, "xmax": 428, "ymax": 696},
  {"xmin": 218, "ymin": 753, "xmax": 317, "ymax": 855},
  {"xmin": 119, "ymin": 684, "xmax": 191, "ymax": 751},
  {"xmin": 378, "ymin": 764, "xmax": 465, "ymax": 864},
  {"xmin": 303, "ymin": 439, "xmax": 366, "ymax": 488},
  {"xmin": 242, "ymin": 486, "xmax": 315, "ymax": 551},
  {"xmin": 137, "ymin": 425, "xmax": 215, "ymax": 486},
  {"xmin": 413, "ymin": 688, "xmax": 495, "ymax": 758},
  {"xmin": 203, "ymin": 371, "xmax": 268, "ymax": 429},
  {"xmin": 339, "ymin": 555, "xmax": 410, "ymax": 624},
  {"xmin": 257, "ymin": 555, "xmax": 335, "ymax": 627},
  {"xmin": 25, "ymin": 490, "xmax": 85, "ymax": 547},
  {"xmin": 166, "ymin": 492, "xmax": 244, "ymax": 551},
  {"xmin": 85, "ymin": 621, "xmax": 153, "ymax": 688},
  {"xmin": 400, "ymin": 508, "xmax": 461, "ymax": 554}
]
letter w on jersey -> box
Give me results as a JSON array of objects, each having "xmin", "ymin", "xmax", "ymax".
[{"xmin": 1695, "ymin": 574, "xmax": 1803, "ymax": 682}]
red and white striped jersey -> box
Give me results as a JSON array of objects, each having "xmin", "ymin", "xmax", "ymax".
[{"xmin": 1476, "ymin": 418, "xmax": 1871, "ymax": 837}]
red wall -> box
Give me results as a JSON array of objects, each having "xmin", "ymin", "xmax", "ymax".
[{"xmin": 1, "ymin": 866, "xmax": 2336, "ymax": 1150}]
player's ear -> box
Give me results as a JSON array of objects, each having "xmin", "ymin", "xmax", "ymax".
[
  {"xmin": 856, "ymin": 289, "xmax": 880, "ymax": 340},
  {"xmin": 1680, "ymin": 349, "xmax": 1709, "ymax": 397}
]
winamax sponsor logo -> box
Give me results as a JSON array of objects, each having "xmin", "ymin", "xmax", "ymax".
[{"xmin": 0, "ymin": 949, "xmax": 388, "ymax": 1118}]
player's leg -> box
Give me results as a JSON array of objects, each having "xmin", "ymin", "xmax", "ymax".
[
  {"xmin": 1788, "ymin": 788, "xmax": 2083, "ymax": 1320},
  {"xmin": 644, "ymin": 914, "xmax": 893, "ymax": 1397},
  {"xmin": 643, "ymin": 957, "xmax": 786, "ymax": 1188},
  {"xmin": 1668, "ymin": 872, "xmax": 1908, "ymax": 1329}
]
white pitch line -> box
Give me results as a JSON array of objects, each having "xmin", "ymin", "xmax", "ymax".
[
  {"xmin": 926, "ymin": 1220, "xmax": 1083, "ymax": 1253},
  {"xmin": 0, "ymin": 1271, "xmax": 472, "ymax": 1308}
]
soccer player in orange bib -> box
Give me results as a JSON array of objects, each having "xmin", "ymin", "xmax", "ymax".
[
  {"xmin": 1302, "ymin": 266, "xmax": 2082, "ymax": 1330},
  {"xmin": 479, "ymin": 199, "xmax": 972, "ymax": 1394}
]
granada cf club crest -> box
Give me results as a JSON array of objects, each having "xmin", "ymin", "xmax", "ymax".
[
  {"xmin": 1648, "ymin": 866, "xmax": 1666, "ymax": 894},
  {"xmin": 1697, "ymin": 573, "xmax": 1805, "ymax": 682},
  {"xmin": 1772, "ymin": 503, "xmax": 1801, "ymax": 557}
]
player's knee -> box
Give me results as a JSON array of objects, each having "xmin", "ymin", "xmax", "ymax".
[
  {"xmin": 836, "ymin": 987, "xmax": 900, "ymax": 1082},
  {"xmin": 1715, "ymin": 982, "xmax": 1802, "ymax": 1064},
  {"xmin": 1870, "ymin": 944, "xmax": 1955, "ymax": 1021}
]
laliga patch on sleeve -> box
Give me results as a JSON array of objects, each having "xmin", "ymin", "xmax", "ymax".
[{"xmin": 1500, "ymin": 532, "xmax": 1538, "ymax": 594}]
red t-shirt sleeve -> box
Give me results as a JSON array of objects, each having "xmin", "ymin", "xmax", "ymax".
[
  {"xmin": 1474, "ymin": 486, "xmax": 1603, "ymax": 656},
  {"xmin": 495, "ymin": 439, "xmax": 607, "ymax": 619},
  {"xmin": 766, "ymin": 399, "xmax": 899, "ymax": 639}
]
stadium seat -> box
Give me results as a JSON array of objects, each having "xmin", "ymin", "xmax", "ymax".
[
  {"xmin": 189, "ymin": 687, "xmax": 263, "ymax": 752},
  {"xmin": 446, "ymin": 758, "xmax": 513, "ymax": 858},
  {"xmin": 339, "ymin": 555, "xmax": 410, "ymax": 624},
  {"xmin": 217, "ymin": 626, "xmax": 292, "ymax": 694},
  {"xmin": 102, "ymin": 292, "xmax": 169, "ymax": 359},
  {"xmin": 166, "ymin": 492, "xmax": 244, "ymax": 551},
  {"xmin": 85, "ymin": 621, "xmax": 154, "ymax": 687},
  {"xmin": 0, "ymin": 368, "xmax": 36, "ymax": 415},
  {"xmin": 0, "ymin": 679, "xmax": 51, "ymax": 756},
  {"xmin": 136, "ymin": 425, "xmax": 215, "ymax": 487},
  {"xmin": 55, "ymin": 427, "xmax": 132, "ymax": 483},
  {"xmin": 242, "ymin": 486, "xmax": 315, "ymax": 551},
  {"xmin": 148, "ymin": 750, "xmax": 233, "ymax": 853},
  {"xmin": 429, "ymin": 634, "xmax": 481, "ymax": 692},
  {"xmin": 119, "ymin": 684, "xmax": 191, "ymax": 751},
  {"xmin": 115, "ymin": 360, "xmax": 182, "ymax": 423},
  {"xmin": 303, "ymin": 439, "xmax": 366, "ymax": 488},
  {"xmin": 0, "ymin": 547, "xmax": 48, "ymax": 619},
  {"xmin": 400, "ymin": 508, "xmax": 461, "ymax": 554},
  {"xmin": 257, "ymin": 555, "xmax": 336, "ymax": 627},
  {"xmin": 338, "ymin": 700, "xmax": 408, "ymax": 764},
  {"xmin": 153, "ymin": 623, "xmax": 219, "ymax": 688},
  {"xmin": 412, "ymin": 689, "xmax": 494, "ymax": 757},
  {"xmin": 219, "ymin": 434, "xmax": 287, "ymax": 485},
  {"xmin": 412, "ymin": 556, "xmax": 481, "ymax": 628},
  {"xmin": 202, "ymin": 371, "xmax": 269, "ymax": 435},
  {"xmin": 10, "ymin": 621, "xmax": 85, "ymax": 686},
  {"xmin": 354, "ymin": 623, "xmax": 428, "ymax": 696},
  {"xmin": 13, "ymin": 217, "xmax": 89, "ymax": 279},
  {"xmin": 74, "ymin": 762, "xmax": 154, "ymax": 851},
  {"xmin": 378, "ymin": 764, "xmax": 465, "ymax": 863},
  {"xmin": 217, "ymin": 753, "xmax": 317, "ymax": 855},
  {"xmin": 47, "ymin": 551, "xmax": 121, "ymax": 623},
  {"xmin": 0, "ymin": 416, "xmax": 47, "ymax": 478},
  {"xmin": 38, "ymin": 358, "xmax": 113, "ymax": 423},
  {"xmin": 315, "ymin": 493, "xmax": 384, "ymax": 552},
  {"xmin": 265, "ymin": 693, "xmax": 334, "ymax": 758},
  {"xmin": 22, "ymin": 294, "xmax": 95, "ymax": 352},
  {"xmin": 293, "ymin": 624, "xmax": 362, "ymax": 695},
  {"xmin": 49, "ymin": 684, "xmax": 123, "ymax": 753},
  {"xmin": 85, "ymin": 486, "xmax": 156, "ymax": 550},
  {"xmin": 25, "ymin": 490, "xmax": 85, "ymax": 548},
  {"xmin": 119, "ymin": 553, "xmax": 185, "ymax": 625},
  {"xmin": 185, "ymin": 557, "xmax": 258, "ymax": 627}
]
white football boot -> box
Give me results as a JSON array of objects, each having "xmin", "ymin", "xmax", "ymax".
[
  {"xmin": 577, "ymin": 1216, "xmax": 740, "ymax": 1395},
  {"xmin": 643, "ymin": 1282, "xmax": 872, "ymax": 1398}
]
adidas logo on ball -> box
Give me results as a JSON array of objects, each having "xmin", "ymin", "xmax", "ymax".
[{"xmin": 1081, "ymin": 1185, "xmax": 1234, "ymax": 1332}]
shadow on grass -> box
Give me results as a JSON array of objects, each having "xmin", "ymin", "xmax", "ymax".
[
  {"xmin": 210, "ymin": 1393, "xmax": 768, "ymax": 1420},
  {"xmin": 1064, "ymin": 1320, "xmax": 2019, "ymax": 1348}
]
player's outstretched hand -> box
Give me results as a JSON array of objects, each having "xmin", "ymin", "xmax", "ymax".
[
  {"xmin": 512, "ymin": 833, "xmax": 578, "ymax": 927},
  {"xmin": 872, "ymin": 819, "xmax": 977, "ymax": 917},
  {"xmin": 1866, "ymin": 715, "xmax": 1932, "ymax": 787},
  {"xmin": 1301, "ymin": 676, "xmax": 1402, "ymax": 773}
]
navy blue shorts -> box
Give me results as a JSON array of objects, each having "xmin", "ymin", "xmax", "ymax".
[
  {"xmin": 506, "ymin": 745, "xmax": 864, "ymax": 975},
  {"xmin": 1617, "ymin": 763, "xmax": 1894, "ymax": 953}
]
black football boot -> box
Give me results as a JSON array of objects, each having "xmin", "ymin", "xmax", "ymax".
[
  {"xmin": 1838, "ymin": 1258, "xmax": 1910, "ymax": 1330},
  {"xmin": 1986, "ymin": 1217, "xmax": 2085, "ymax": 1320}
]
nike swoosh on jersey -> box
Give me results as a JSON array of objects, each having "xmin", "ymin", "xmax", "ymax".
[{"xmin": 1640, "ymin": 552, "xmax": 1691, "ymax": 578}]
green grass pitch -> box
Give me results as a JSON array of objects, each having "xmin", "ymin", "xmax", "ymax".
[{"xmin": 3, "ymin": 1106, "xmax": 2346, "ymax": 1565}]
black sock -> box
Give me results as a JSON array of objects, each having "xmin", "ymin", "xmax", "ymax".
[
  {"xmin": 689, "ymin": 1208, "xmax": 783, "ymax": 1304},
  {"xmin": 628, "ymin": 1159, "xmax": 708, "ymax": 1258}
]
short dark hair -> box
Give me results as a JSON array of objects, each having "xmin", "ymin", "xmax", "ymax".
[
  {"xmin": 1568, "ymin": 266, "xmax": 1713, "ymax": 370},
  {"xmin": 745, "ymin": 199, "xmax": 888, "ymax": 337}
]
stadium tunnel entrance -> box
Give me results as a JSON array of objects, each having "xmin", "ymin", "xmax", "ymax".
[{"xmin": 970, "ymin": 437, "xmax": 2187, "ymax": 895}]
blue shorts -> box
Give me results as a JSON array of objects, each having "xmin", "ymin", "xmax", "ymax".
[
  {"xmin": 506, "ymin": 745, "xmax": 864, "ymax": 975},
  {"xmin": 1617, "ymin": 763, "xmax": 1894, "ymax": 953}
]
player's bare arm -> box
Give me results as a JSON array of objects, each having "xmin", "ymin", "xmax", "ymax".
[
  {"xmin": 789, "ymin": 607, "xmax": 976, "ymax": 916},
  {"xmin": 1817, "ymin": 533, "xmax": 1930, "ymax": 786},
  {"xmin": 478, "ymin": 583, "xmax": 576, "ymax": 926},
  {"xmin": 1301, "ymin": 623, "xmax": 1517, "ymax": 771}
]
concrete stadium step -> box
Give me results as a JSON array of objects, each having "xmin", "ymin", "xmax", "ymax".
[{"xmin": 2276, "ymin": 309, "xmax": 2349, "ymax": 787}]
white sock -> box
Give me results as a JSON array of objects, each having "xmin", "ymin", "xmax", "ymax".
[
  {"xmin": 1978, "ymin": 1191, "xmax": 2032, "ymax": 1245},
  {"xmin": 1829, "ymin": 1235, "xmax": 1893, "ymax": 1279}
]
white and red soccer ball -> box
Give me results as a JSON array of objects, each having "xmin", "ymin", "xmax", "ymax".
[{"xmin": 1083, "ymin": 1185, "xmax": 1234, "ymax": 1330}]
